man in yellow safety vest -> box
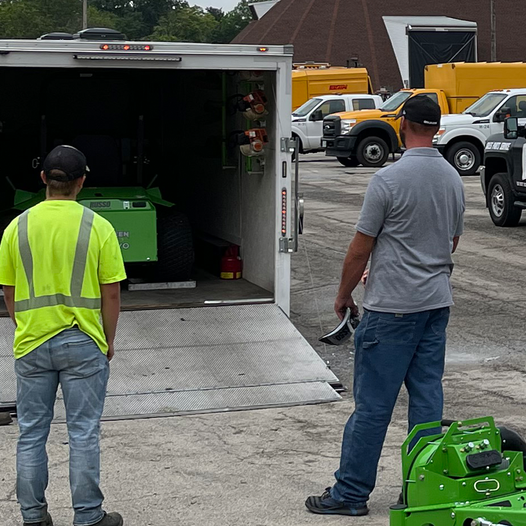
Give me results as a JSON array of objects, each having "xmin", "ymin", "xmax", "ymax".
[{"xmin": 0, "ymin": 145, "xmax": 127, "ymax": 526}]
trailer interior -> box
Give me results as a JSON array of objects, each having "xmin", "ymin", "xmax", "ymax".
[
  {"xmin": 0, "ymin": 67, "xmax": 278, "ymax": 312},
  {"xmin": 0, "ymin": 52, "xmax": 342, "ymax": 419}
]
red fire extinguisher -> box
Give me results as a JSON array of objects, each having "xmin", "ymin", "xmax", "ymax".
[{"xmin": 221, "ymin": 245, "xmax": 243, "ymax": 280}]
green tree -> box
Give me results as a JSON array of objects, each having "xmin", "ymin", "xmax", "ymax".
[
  {"xmin": 206, "ymin": 7, "xmax": 224, "ymax": 22},
  {"xmin": 212, "ymin": 0, "xmax": 265, "ymax": 43},
  {"xmin": 151, "ymin": 5, "xmax": 218, "ymax": 43},
  {"xmin": 0, "ymin": 0, "xmax": 270, "ymax": 42},
  {"xmin": 86, "ymin": 5, "xmax": 120, "ymax": 31},
  {"xmin": 0, "ymin": 1, "xmax": 53, "ymax": 38}
]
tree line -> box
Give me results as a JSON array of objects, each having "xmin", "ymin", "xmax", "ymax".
[{"xmin": 0, "ymin": 0, "xmax": 266, "ymax": 43}]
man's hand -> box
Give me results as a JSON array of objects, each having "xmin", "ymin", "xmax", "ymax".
[
  {"xmin": 101, "ymin": 282, "xmax": 121, "ymax": 363},
  {"xmin": 107, "ymin": 341, "xmax": 115, "ymax": 362},
  {"xmin": 334, "ymin": 295, "xmax": 359, "ymax": 320},
  {"xmin": 361, "ymin": 269, "xmax": 369, "ymax": 286}
]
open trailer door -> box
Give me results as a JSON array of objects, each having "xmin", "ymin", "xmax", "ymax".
[{"xmin": 0, "ymin": 304, "xmax": 340, "ymax": 420}]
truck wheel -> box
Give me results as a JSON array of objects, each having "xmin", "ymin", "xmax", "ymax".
[
  {"xmin": 155, "ymin": 210, "xmax": 195, "ymax": 281},
  {"xmin": 356, "ymin": 136, "xmax": 389, "ymax": 168},
  {"xmin": 337, "ymin": 156, "xmax": 360, "ymax": 167},
  {"xmin": 446, "ymin": 141, "xmax": 481, "ymax": 176},
  {"xmin": 488, "ymin": 173, "xmax": 522, "ymax": 227}
]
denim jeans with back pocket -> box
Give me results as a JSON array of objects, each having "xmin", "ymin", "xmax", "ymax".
[
  {"xmin": 330, "ymin": 307, "xmax": 450, "ymax": 507},
  {"xmin": 15, "ymin": 328, "xmax": 109, "ymax": 526}
]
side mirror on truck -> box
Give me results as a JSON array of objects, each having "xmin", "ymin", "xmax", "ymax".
[
  {"xmin": 310, "ymin": 109, "xmax": 324, "ymax": 122},
  {"xmin": 504, "ymin": 117, "xmax": 519, "ymax": 139},
  {"xmin": 494, "ymin": 107, "xmax": 511, "ymax": 123}
]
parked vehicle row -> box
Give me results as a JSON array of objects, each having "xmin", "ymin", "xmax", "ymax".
[
  {"xmin": 291, "ymin": 94, "xmax": 382, "ymax": 157},
  {"xmin": 296, "ymin": 62, "xmax": 526, "ymax": 176}
]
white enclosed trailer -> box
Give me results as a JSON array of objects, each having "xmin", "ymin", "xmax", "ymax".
[{"xmin": 0, "ymin": 33, "xmax": 339, "ymax": 419}]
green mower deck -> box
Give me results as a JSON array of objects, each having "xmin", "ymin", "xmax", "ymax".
[
  {"xmin": 9, "ymin": 186, "xmax": 174, "ymax": 264},
  {"xmin": 391, "ymin": 417, "xmax": 526, "ymax": 526}
]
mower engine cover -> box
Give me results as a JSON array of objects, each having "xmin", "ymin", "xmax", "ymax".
[
  {"xmin": 390, "ymin": 416, "xmax": 526, "ymax": 526},
  {"xmin": 78, "ymin": 187, "xmax": 157, "ymax": 263}
]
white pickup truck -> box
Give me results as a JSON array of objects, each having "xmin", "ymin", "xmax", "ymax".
[
  {"xmin": 434, "ymin": 89, "xmax": 526, "ymax": 176},
  {"xmin": 292, "ymin": 94, "xmax": 382, "ymax": 155}
]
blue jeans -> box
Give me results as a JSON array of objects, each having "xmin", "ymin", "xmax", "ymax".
[
  {"xmin": 331, "ymin": 307, "xmax": 450, "ymax": 507},
  {"xmin": 15, "ymin": 328, "xmax": 109, "ymax": 526}
]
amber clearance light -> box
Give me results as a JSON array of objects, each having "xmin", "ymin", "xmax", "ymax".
[{"xmin": 100, "ymin": 44, "xmax": 153, "ymax": 51}]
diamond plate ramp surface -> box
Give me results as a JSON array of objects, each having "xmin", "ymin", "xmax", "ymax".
[{"xmin": 0, "ymin": 304, "xmax": 340, "ymax": 418}]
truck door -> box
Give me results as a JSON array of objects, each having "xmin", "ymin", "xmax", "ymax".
[
  {"xmin": 306, "ymin": 98, "xmax": 345, "ymax": 149},
  {"xmin": 490, "ymin": 95, "xmax": 526, "ymax": 137},
  {"xmin": 351, "ymin": 98, "xmax": 377, "ymax": 111}
]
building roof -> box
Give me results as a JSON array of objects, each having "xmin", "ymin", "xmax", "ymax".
[{"xmin": 232, "ymin": 0, "xmax": 526, "ymax": 91}]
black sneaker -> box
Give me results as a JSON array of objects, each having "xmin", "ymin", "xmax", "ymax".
[
  {"xmin": 93, "ymin": 512, "xmax": 124, "ymax": 526},
  {"xmin": 305, "ymin": 487, "xmax": 369, "ymax": 516},
  {"xmin": 23, "ymin": 512, "xmax": 53, "ymax": 526},
  {"xmin": 0, "ymin": 412, "xmax": 12, "ymax": 426}
]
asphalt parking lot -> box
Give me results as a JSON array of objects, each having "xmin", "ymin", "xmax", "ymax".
[
  {"xmin": 3, "ymin": 153, "xmax": 526, "ymax": 526},
  {"xmin": 292, "ymin": 152, "xmax": 526, "ymax": 399}
]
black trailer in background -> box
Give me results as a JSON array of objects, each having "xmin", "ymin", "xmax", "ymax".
[
  {"xmin": 383, "ymin": 16, "xmax": 478, "ymax": 89},
  {"xmin": 408, "ymin": 29, "xmax": 477, "ymax": 88}
]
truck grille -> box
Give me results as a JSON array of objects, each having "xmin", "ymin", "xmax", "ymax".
[{"xmin": 323, "ymin": 115, "xmax": 341, "ymax": 138}]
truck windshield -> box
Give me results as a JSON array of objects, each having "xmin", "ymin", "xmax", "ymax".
[
  {"xmin": 463, "ymin": 93, "xmax": 507, "ymax": 117},
  {"xmin": 293, "ymin": 98, "xmax": 322, "ymax": 117},
  {"xmin": 380, "ymin": 91, "xmax": 412, "ymax": 112}
]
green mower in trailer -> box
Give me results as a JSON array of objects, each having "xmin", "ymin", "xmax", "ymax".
[
  {"xmin": 8, "ymin": 182, "xmax": 194, "ymax": 283},
  {"xmin": 391, "ymin": 417, "xmax": 526, "ymax": 526}
]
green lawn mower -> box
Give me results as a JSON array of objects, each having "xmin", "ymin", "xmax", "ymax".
[
  {"xmin": 9, "ymin": 183, "xmax": 194, "ymax": 283},
  {"xmin": 391, "ymin": 417, "xmax": 526, "ymax": 526}
]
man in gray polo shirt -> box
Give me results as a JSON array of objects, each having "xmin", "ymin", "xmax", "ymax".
[{"xmin": 306, "ymin": 95, "xmax": 465, "ymax": 516}]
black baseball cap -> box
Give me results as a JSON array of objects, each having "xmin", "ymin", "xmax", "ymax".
[
  {"xmin": 43, "ymin": 145, "xmax": 89, "ymax": 181},
  {"xmin": 396, "ymin": 94, "xmax": 441, "ymax": 126}
]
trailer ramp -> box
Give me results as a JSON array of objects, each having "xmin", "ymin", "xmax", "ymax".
[{"xmin": 0, "ymin": 304, "xmax": 340, "ymax": 420}]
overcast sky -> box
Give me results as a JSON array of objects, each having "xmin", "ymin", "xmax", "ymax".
[{"xmin": 189, "ymin": 0, "xmax": 240, "ymax": 12}]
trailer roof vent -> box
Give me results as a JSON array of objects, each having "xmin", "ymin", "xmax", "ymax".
[
  {"xmin": 39, "ymin": 32, "xmax": 75, "ymax": 40},
  {"xmin": 73, "ymin": 28, "xmax": 127, "ymax": 41}
]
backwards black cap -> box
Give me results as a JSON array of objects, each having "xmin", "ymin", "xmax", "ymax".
[
  {"xmin": 396, "ymin": 94, "xmax": 441, "ymax": 127},
  {"xmin": 43, "ymin": 145, "xmax": 89, "ymax": 182}
]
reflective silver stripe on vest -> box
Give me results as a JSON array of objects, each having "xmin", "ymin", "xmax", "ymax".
[{"xmin": 15, "ymin": 207, "xmax": 101, "ymax": 313}]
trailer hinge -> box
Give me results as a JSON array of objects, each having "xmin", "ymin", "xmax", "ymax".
[
  {"xmin": 279, "ymin": 237, "xmax": 295, "ymax": 253},
  {"xmin": 280, "ymin": 137, "xmax": 298, "ymax": 153}
]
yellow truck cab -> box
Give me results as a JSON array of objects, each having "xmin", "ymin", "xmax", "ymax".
[
  {"xmin": 323, "ymin": 62, "xmax": 526, "ymax": 171},
  {"xmin": 292, "ymin": 63, "xmax": 373, "ymax": 111},
  {"xmin": 322, "ymin": 89, "xmax": 448, "ymax": 167}
]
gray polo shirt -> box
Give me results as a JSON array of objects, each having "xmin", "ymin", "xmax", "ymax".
[{"xmin": 356, "ymin": 147, "xmax": 465, "ymax": 314}]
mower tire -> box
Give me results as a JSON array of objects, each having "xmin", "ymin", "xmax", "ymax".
[{"xmin": 155, "ymin": 210, "xmax": 194, "ymax": 282}]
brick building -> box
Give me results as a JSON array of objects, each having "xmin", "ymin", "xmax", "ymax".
[{"xmin": 233, "ymin": 0, "xmax": 526, "ymax": 91}]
